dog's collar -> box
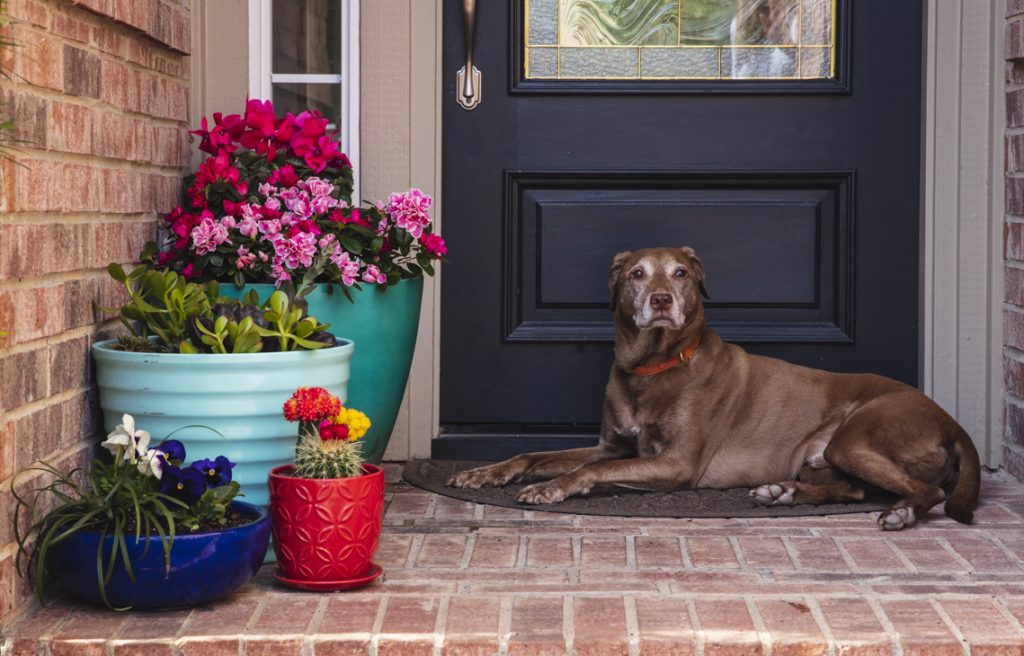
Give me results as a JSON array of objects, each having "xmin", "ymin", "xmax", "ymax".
[{"xmin": 632, "ymin": 335, "xmax": 702, "ymax": 377}]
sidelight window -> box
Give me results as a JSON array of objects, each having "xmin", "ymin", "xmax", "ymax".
[{"xmin": 249, "ymin": 0, "xmax": 360, "ymax": 198}]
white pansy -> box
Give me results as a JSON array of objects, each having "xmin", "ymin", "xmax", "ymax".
[
  {"xmin": 100, "ymin": 414, "xmax": 151, "ymax": 464},
  {"xmin": 137, "ymin": 449, "xmax": 165, "ymax": 479}
]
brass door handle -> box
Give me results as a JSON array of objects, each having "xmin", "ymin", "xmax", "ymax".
[{"xmin": 457, "ymin": 0, "xmax": 482, "ymax": 110}]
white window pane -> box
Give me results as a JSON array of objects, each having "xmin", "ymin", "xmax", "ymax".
[
  {"xmin": 273, "ymin": 0, "xmax": 342, "ymax": 75},
  {"xmin": 272, "ymin": 82, "xmax": 342, "ymax": 132}
]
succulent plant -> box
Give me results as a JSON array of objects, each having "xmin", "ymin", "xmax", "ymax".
[
  {"xmin": 293, "ymin": 430, "xmax": 365, "ymax": 479},
  {"xmin": 101, "ymin": 264, "xmax": 338, "ymax": 353}
]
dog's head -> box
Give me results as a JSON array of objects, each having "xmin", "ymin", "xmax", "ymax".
[{"xmin": 609, "ymin": 247, "xmax": 710, "ymax": 331}]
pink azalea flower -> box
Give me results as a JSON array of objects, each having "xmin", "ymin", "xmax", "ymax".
[
  {"xmin": 330, "ymin": 250, "xmax": 361, "ymax": 286},
  {"xmin": 258, "ymin": 182, "xmax": 275, "ymax": 196},
  {"xmin": 386, "ymin": 188, "xmax": 433, "ymax": 238},
  {"xmin": 264, "ymin": 196, "xmax": 282, "ymax": 212},
  {"xmin": 191, "ymin": 213, "xmax": 231, "ymax": 255},
  {"xmin": 236, "ymin": 246, "xmax": 256, "ymax": 269},
  {"xmin": 421, "ymin": 233, "xmax": 447, "ymax": 257},
  {"xmin": 362, "ymin": 264, "xmax": 386, "ymax": 285},
  {"xmin": 284, "ymin": 194, "xmax": 311, "ymax": 219},
  {"xmin": 270, "ymin": 258, "xmax": 291, "ymax": 286},
  {"xmin": 220, "ymin": 216, "xmax": 237, "ymax": 229},
  {"xmin": 310, "ymin": 194, "xmax": 337, "ymax": 215},
  {"xmin": 302, "ymin": 177, "xmax": 334, "ymax": 198},
  {"xmin": 271, "ymin": 232, "xmax": 318, "ymax": 269},
  {"xmin": 258, "ymin": 219, "xmax": 282, "ymax": 237}
]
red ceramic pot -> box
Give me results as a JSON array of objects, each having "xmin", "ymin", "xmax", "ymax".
[{"xmin": 268, "ymin": 464, "xmax": 385, "ymax": 587}]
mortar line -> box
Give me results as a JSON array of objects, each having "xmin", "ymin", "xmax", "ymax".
[
  {"xmin": 885, "ymin": 539, "xmax": 920, "ymax": 574},
  {"xmin": 459, "ymin": 533, "xmax": 476, "ymax": 569},
  {"xmin": 804, "ymin": 596, "xmax": 838, "ymax": 656},
  {"xmin": 928, "ymin": 596, "xmax": 970, "ymax": 656},
  {"xmin": 623, "ymin": 595, "xmax": 640, "ymax": 656},
  {"xmin": 744, "ymin": 596, "xmax": 773, "ymax": 656},
  {"xmin": 936, "ymin": 537, "xmax": 974, "ymax": 572},
  {"xmin": 687, "ymin": 598, "xmax": 705, "ymax": 656},
  {"xmin": 863, "ymin": 594, "xmax": 905, "ymax": 656},
  {"xmin": 432, "ymin": 596, "xmax": 449, "ymax": 656},
  {"xmin": 369, "ymin": 596, "xmax": 388, "ymax": 656},
  {"xmin": 497, "ymin": 595, "xmax": 512, "ymax": 656}
]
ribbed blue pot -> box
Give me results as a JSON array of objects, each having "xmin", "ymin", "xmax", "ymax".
[
  {"xmin": 222, "ymin": 278, "xmax": 423, "ymax": 463},
  {"xmin": 92, "ymin": 339, "xmax": 354, "ymax": 509},
  {"xmin": 55, "ymin": 501, "xmax": 270, "ymax": 609}
]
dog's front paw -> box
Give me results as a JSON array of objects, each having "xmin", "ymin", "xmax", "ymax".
[
  {"xmin": 447, "ymin": 465, "xmax": 513, "ymax": 489},
  {"xmin": 516, "ymin": 481, "xmax": 570, "ymax": 505},
  {"xmin": 750, "ymin": 483, "xmax": 796, "ymax": 506},
  {"xmin": 878, "ymin": 505, "xmax": 916, "ymax": 531}
]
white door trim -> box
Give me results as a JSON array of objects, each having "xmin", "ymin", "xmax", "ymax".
[{"xmin": 921, "ymin": 0, "xmax": 1005, "ymax": 467}]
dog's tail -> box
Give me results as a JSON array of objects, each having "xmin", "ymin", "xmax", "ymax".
[{"xmin": 944, "ymin": 427, "xmax": 981, "ymax": 525}]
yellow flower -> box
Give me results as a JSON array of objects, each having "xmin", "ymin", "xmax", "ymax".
[{"xmin": 329, "ymin": 407, "xmax": 371, "ymax": 441}]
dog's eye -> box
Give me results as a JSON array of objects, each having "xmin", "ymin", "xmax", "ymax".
[
  {"xmin": 631, "ymin": 269, "xmax": 644, "ymax": 279},
  {"xmin": 675, "ymin": 268, "xmax": 688, "ymax": 278}
]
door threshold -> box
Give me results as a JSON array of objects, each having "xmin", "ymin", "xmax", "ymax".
[{"xmin": 432, "ymin": 425, "xmax": 599, "ymax": 461}]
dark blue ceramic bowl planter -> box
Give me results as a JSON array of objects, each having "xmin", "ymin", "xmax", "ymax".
[{"xmin": 55, "ymin": 501, "xmax": 270, "ymax": 609}]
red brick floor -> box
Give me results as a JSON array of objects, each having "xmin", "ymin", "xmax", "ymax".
[{"xmin": 5, "ymin": 464, "xmax": 1024, "ymax": 655}]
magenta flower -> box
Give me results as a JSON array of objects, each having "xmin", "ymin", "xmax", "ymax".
[
  {"xmin": 386, "ymin": 188, "xmax": 433, "ymax": 238},
  {"xmin": 422, "ymin": 233, "xmax": 447, "ymax": 257}
]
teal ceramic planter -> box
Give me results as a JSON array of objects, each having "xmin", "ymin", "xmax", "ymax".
[
  {"xmin": 222, "ymin": 278, "xmax": 423, "ymax": 463},
  {"xmin": 92, "ymin": 339, "xmax": 353, "ymax": 509}
]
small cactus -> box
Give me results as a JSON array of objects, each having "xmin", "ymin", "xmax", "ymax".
[
  {"xmin": 293, "ymin": 429, "xmax": 365, "ymax": 479},
  {"xmin": 283, "ymin": 387, "xmax": 371, "ymax": 479}
]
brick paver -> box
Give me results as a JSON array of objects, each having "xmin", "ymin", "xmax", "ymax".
[{"xmin": 4, "ymin": 466, "xmax": 1024, "ymax": 654}]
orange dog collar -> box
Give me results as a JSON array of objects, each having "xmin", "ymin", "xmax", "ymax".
[{"xmin": 632, "ymin": 335, "xmax": 701, "ymax": 377}]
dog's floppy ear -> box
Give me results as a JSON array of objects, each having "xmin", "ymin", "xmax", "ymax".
[
  {"xmin": 681, "ymin": 246, "xmax": 710, "ymax": 299},
  {"xmin": 608, "ymin": 251, "xmax": 631, "ymax": 311}
]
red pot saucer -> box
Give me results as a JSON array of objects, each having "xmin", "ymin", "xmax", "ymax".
[{"xmin": 272, "ymin": 563, "xmax": 383, "ymax": 591}]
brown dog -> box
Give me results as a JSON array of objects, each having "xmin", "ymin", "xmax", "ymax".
[{"xmin": 447, "ymin": 247, "xmax": 981, "ymax": 530}]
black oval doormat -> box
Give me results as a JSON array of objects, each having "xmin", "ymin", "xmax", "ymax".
[{"xmin": 402, "ymin": 460, "xmax": 893, "ymax": 518}]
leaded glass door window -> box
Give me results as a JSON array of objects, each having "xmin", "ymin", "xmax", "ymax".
[{"xmin": 516, "ymin": 0, "xmax": 845, "ymax": 92}]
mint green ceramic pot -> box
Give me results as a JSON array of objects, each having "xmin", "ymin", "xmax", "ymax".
[
  {"xmin": 91, "ymin": 339, "xmax": 353, "ymax": 509},
  {"xmin": 222, "ymin": 277, "xmax": 423, "ymax": 464}
]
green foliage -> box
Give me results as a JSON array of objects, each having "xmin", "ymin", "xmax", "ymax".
[
  {"xmin": 100, "ymin": 264, "xmax": 337, "ymax": 353},
  {"xmin": 102, "ymin": 264, "xmax": 213, "ymax": 351},
  {"xmin": 293, "ymin": 430, "xmax": 365, "ymax": 479},
  {"xmin": 257, "ymin": 289, "xmax": 333, "ymax": 351},
  {"xmin": 177, "ymin": 482, "xmax": 241, "ymax": 532}
]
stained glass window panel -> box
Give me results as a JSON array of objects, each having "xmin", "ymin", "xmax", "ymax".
[{"xmin": 523, "ymin": 0, "xmax": 837, "ymax": 81}]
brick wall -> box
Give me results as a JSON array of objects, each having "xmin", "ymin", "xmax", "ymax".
[
  {"xmin": 0, "ymin": 0, "xmax": 189, "ymax": 627},
  {"xmin": 1009, "ymin": 3, "xmax": 1024, "ymax": 481}
]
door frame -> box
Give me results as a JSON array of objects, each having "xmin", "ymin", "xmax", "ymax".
[{"xmin": 381, "ymin": 0, "xmax": 1005, "ymax": 467}]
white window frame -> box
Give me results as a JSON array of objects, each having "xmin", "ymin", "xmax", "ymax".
[{"xmin": 248, "ymin": 0, "xmax": 360, "ymax": 203}]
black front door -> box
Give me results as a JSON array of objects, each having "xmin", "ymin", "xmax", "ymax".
[{"xmin": 438, "ymin": 0, "xmax": 922, "ymax": 459}]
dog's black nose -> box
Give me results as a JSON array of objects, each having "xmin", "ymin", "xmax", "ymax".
[{"xmin": 650, "ymin": 293, "xmax": 672, "ymax": 310}]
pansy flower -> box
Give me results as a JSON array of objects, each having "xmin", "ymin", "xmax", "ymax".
[
  {"xmin": 101, "ymin": 414, "xmax": 151, "ymax": 464},
  {"xmin": 190, "ymin": 455, "xmax": 235, "ymax": 487},
  {"xmin": 160, "ymin": 465, "xmax": 208, "ymax": 505}
]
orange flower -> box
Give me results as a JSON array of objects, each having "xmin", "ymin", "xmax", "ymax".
[{"xmin": 283, "ymin": 387, "xmax": 341, "ymax": 422}]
